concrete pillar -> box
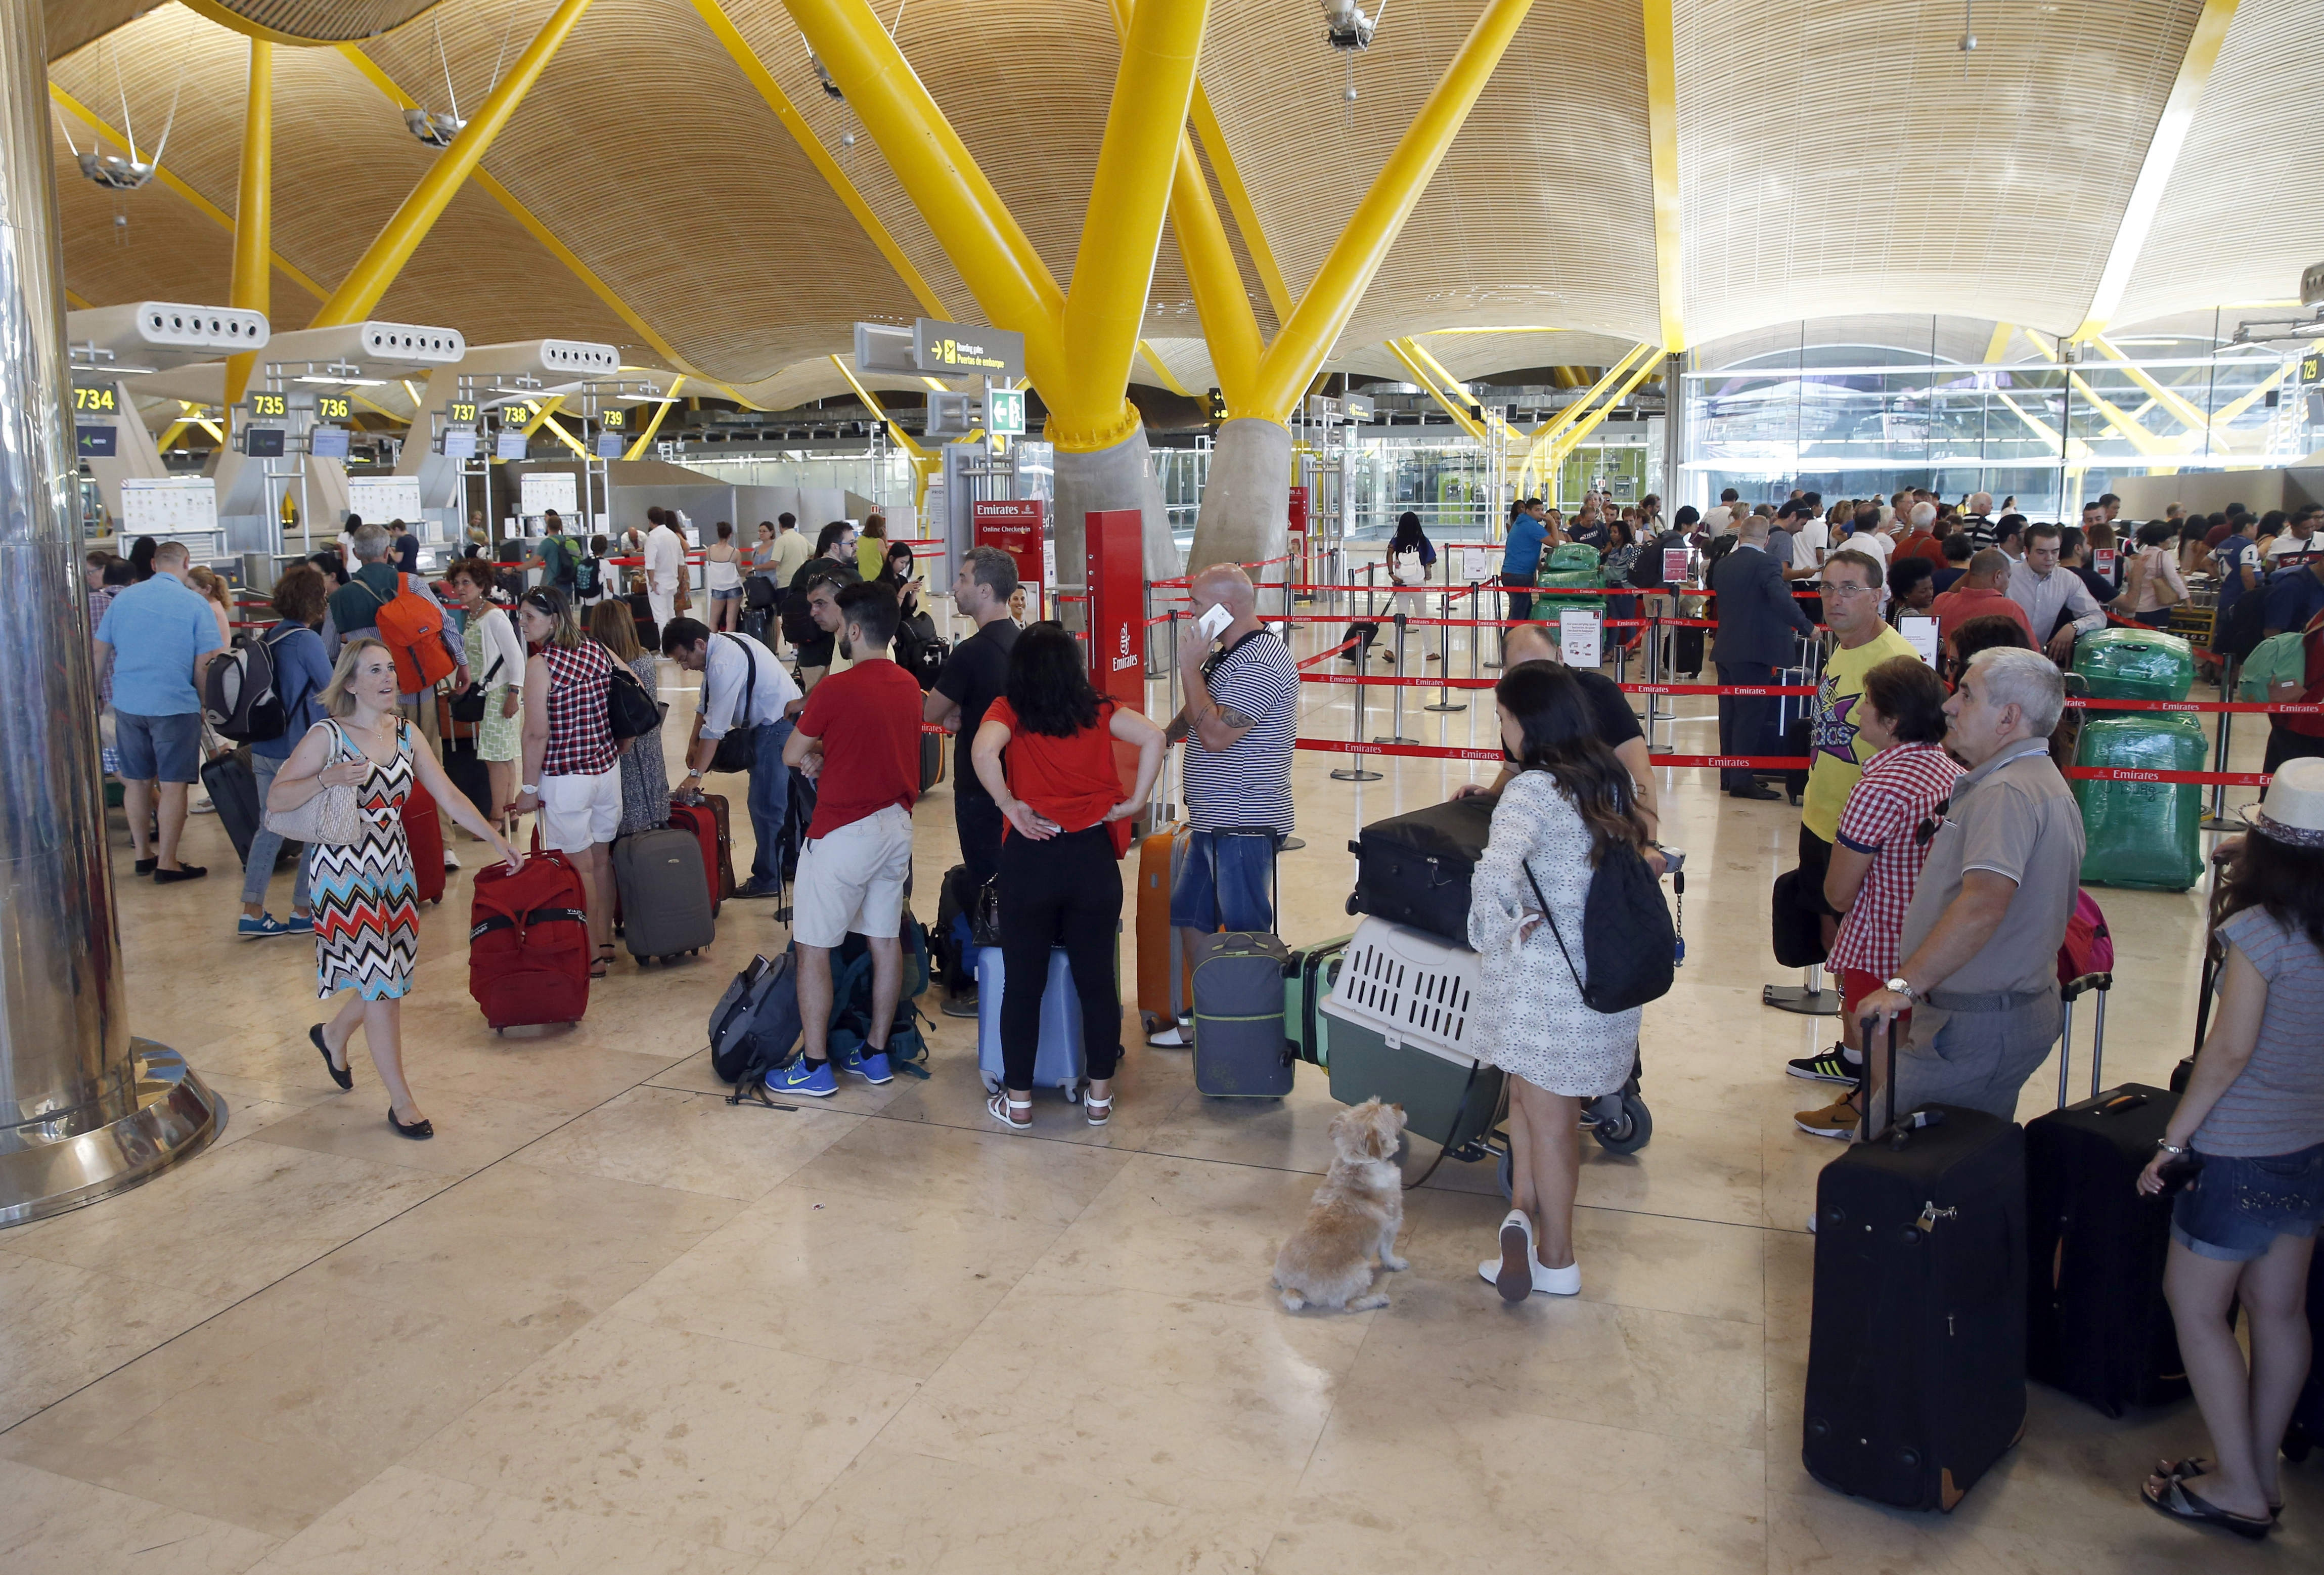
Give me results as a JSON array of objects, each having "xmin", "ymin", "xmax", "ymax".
[
  {"xmin": 1189, "ymin": 416, "xmax": 1291, "ymax": 575},
  {"xmin": 0, "ymin": 0, "xmax": 219, "ymax": 1226},
  {"xmin": 1052, "ymin": 419, "xmax": 1179, "ymax": 614}
]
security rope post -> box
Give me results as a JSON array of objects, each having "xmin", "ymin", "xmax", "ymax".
[
  {"xmin": 1329, "ymin": 642, "xmax": 1383, "ymax": 782},
  {"xmin": 1144, "ymin": 580, "xmax": 1164, "ymax": 677},
  {"xmin": 1376, "ymin": 613, "xmax": 1419, "ymax": 744},
  {"xmin": 1467, "ymin": 583, "xmax": 1482, "ymax": 687},
  {"xmin": 1424, "ymin": 587, "xmax": 1465, "ymax": 713},
  {"xmin": 1166, "ymin": 607, "xmax": 1184, "ymax": 812},
  {"xmin": 2201, "ymin": 655, "xmax": 2238, "ymax": 831},
  {"xmin": 1364, "ymin": 558, "xmax": 1378, "ymax": 618},
  {"xmin": 1486, "ymin": 577, "xmax": 1505, "ymax": 670}
]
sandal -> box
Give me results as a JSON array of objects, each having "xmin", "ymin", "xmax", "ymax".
[
  {"xmin": 591, "ymin": 944, "xmax": 615, "ymax": 980},
  {"xmin": 2140, "ymin": 1476, "xmax": 2271, "ymax": 1540},
  {"xmin": 1084, "ymin": 1091, "xmax": 1113, "ymax": 1127},
  {"xmin": 2155, "ymin": 1458, "xmax": 2281, "ymax": 1519},
  {"xmin": 986, "ymin": 1090, "xmax": 1032, "ymax": 1131}
]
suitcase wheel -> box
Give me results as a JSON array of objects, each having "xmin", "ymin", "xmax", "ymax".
[{"xmin": 1588, "ymin": 1092, "xmax": 1653, "ymax": 1157}]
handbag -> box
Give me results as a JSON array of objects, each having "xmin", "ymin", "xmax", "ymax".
[
  {"xmin": 606, "ymin": 658, "xmax": 662, "ymax": 742},
  {"xmin": 1526, "ymin": 840, "xmax": 1675, "ymax": 1015},
  {"xmin": 448, "ymin": 649, "xmax": 505, "ymax": 724},
  {"xmin": 707, "ymin": 634, "xmax": 762, "ymax": 773},
  {"xmin": 967, "ymin": 874, "xmax": 1002, "ymax": 949},
  {"xmin": 261, "ymin": 721, "xmax": 365, "ymax": 846}
]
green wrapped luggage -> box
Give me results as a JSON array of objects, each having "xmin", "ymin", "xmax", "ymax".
[
  {"xmin": 2074, "ymin": 714, "xmax": 2206, "ymax": 890},
  {"xmin": 1544, "ymin": 542, "xmax": 1600, "ymax": 575},
  {"xmin": 2073, "ymin": 629, "xmax": 2195, "ymax": 702}
]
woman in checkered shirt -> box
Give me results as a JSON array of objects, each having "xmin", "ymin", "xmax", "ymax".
[{"xmin": 1792, "ymin": 657, "xmax": 1963, "ymax": 1140}]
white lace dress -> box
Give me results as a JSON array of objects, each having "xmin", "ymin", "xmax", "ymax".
[{"xmin": 1465, "ymin": 769, "xmax": 1640, "ymax": 1096}]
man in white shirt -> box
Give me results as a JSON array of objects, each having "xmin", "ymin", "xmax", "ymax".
[
  {"xmin": 662, "ymin": 615, "xmax": 803, "ymax": 901},
  {"xmin": 643, "ymin": 507, "xmax": 686, "ymax": 628},
  {"xmin": 1791, "ymin": 501, "xmax": 1829, "ymax": 577},
  {"xmin": 2265, "ymin": 504, "xmax": 2321, "ymax": 561},
  {"xmin": 2007, "ymin": 521, "xmax": 2107, "ymax": 663}
]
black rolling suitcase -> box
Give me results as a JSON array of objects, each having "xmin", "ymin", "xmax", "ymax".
[
  {"xmin": 2023, "ymin": 971, "xmax": 2186, "ymax": 1414},
  {"xmin": 202, "ymin": 748, "xmax": 297, "ymax": 870},
  {"xmin": 1348, "ymin": 795, "xmax": 1495, "ymax": 944},
  {"xmin": 1804, "ymin": 1019, "xmax": 2027, "ymax": 1511}
]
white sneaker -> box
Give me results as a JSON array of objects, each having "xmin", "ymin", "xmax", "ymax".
[
  {"xmin": 442, "ymin": 849, "xmax": 461, "ymax": 870},
  {"xmin": 189, "ymin": 797, "xmax": 217, "ymax": 815},
  {"xmin": 1476, "ymin": 1251, "xmax": 1582, "ymax": 1298},
  {"xmin": 1147, "ymin": 1023, "xmax": 1189, "ymax": 1048}
]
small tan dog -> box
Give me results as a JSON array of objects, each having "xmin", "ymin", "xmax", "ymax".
[{"xmin": 1273, "ymin": 1099, "xmax": 1409, "ymax": 1312}]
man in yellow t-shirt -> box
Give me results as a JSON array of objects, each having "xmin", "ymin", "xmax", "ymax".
[{"xmin": 1796, "ymin": 549, "xmax": 1921, "ymax": 940}]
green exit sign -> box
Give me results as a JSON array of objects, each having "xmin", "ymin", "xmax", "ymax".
[{"xmin": 986, "ymin": 386, "xmax": 1025, "ymax": 437}]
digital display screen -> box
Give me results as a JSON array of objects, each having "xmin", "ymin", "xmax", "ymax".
[
  {"xmin": 243, "ymin": 425, "xmax": 286, "ymax": 458},
  {"xmin": 76, "ymin": 424, "xmax": 117, "ymax": 457},
  {"xmin": 248, "ymin": 392, "xmax": 288, "ymax": 419},
  {"xmin": 308, "ymin": 425, "xmax": 351, "ymax": 460}
]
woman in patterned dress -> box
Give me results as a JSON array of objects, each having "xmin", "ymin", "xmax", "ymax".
[
  {"xmin": 269, "ymin": 638, "xmax": 520, "ymax": 1137},
  {"xmin": 1467, "ymin": 662, "xmax": 1657, "ymax": 1302},
  {"xmin": 587, "ymin": 598, "xmax": 671, "ymax": 837},
  {"xmin": 443, "ymin": 560, "xmax": 526, "ymax": 829}
]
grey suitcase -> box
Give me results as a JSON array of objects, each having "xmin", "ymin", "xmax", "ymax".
[
  {"xmin": 1192, "ymin": 932, "xmax": 1294, "ymax": 1097},
  {"xmin": 613, "ymin": 826, "xmax": 715, "ymax": 964}
]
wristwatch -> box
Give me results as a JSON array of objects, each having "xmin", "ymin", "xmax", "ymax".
[
  {"xmin": 1885, "ymin": 977, "xmax": 1917, "ymax": 1002},
  {"xmin": 519, "ymin": 782, "xmax": 538, "ymax": 796}
]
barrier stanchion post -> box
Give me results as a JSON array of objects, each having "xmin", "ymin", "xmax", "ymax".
[
  {"xmin": 1365, "ymin": 559, "xmax": 1378, "ymax": 618},
  {"xmin": 1485, "ymin": 578, "xmax": 1504, "ymax": 670},
  {"xmin": 2202, "ymin": 656, "xmax": 2238, "ymax": 831},
  {"xmin": 1144, "ymin": 582, "xmax": 1163, "ymax": 678},
  {"xmin": 1763, "ymin": 965, "xmax": 1842, "ymax": 1017},
  {"xmin": 1375, "ymin": 614, "xmax": 1418, "ymax": 744},
  {"xmin": 1329, "ymin": 643, "xmax": 1383, "ymax": 782},
  {"xmin": 1467, "ymin": 584, "xmax": 1482, "ymax": 686},
  {"xmin": 1424, "ymin": 588, "xmax": 1465, "ymax": 713}
]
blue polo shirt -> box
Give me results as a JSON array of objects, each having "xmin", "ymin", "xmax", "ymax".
[
  {"xmin": 1501, "ymin": 514, "xmax": 1548, "ymax": 577},
  {"xmin": 2264, "ymin": 563, "xmax": 2324, "ymax": 636},
  {"xmin": 95, "ymin": 573, "xmax": 222, "ymax": 717}
]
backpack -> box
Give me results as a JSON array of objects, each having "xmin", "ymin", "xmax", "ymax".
[
  {"xmin": 825, "ymin": 912, "xmax": 934, "ymax": 1078},
  {"xmin": 709, "ymin": 952, "xmax": 803, "ymax": 1087},
  {"xmin": 2055, "ymin": 890, "xmax": 2114, "ymax": 986},
  {"xmin": 744, "ymin": 573, "xmax": 778, "ymax": 610},
  {"xmin": 1529, "ymin": 838, "xmax": 1676, "ymax": 1015},
  {"xmin": 1418, "ymin": 536, "xmax": 1437, "ymax": 568},
  {"xmin": 364, "ymin": 573, "xmax": 457, "ymax": 692},
  {"xmin": 2212, "ymin": 579, "xmax": 2272, "ymax": 662},
  {"xmin": 572, "ymin": 554, "xmax": 602, "ymax": 599},
  {"xmin": 204, "ymin": 624, "xmax": 297, "ymax": 745},
  {"xmin": 778, "ymin": 589, "xmax": 819, "ymax": 648},
  {"xmin": 540, "ymin": 535, "xmax": 576, "ymax": 589}
]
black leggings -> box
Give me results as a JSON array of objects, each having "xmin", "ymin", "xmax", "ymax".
[{"xmin": 995, "ymin": 824, "xmax": 1124, "ymax": 1089}]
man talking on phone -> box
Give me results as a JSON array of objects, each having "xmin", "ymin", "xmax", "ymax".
[{"xmin": 1152, "ymin": 564, "xmax": 1299, "ymax": 1047}]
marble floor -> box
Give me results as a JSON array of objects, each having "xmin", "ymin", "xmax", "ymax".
[{"xmin": 1, "ymin": 621, "xmax": 2309, "ymax": 1573}]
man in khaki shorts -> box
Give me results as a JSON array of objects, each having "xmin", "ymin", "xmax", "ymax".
[{"xmin": 766, "ymin": 583, "xmax": 926, "ymax": 1099}]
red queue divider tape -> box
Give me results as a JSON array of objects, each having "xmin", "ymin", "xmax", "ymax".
[
  {"xmin": 1295, "ymin": 736, "xmax": 2276, "ymax": 786},
  {"xmin": 2065, "ymin": 766, "xmax": 2271, "ymax": 786}
]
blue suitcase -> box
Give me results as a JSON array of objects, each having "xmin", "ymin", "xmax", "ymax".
[{"xmin": 975, "ymin": 946, "xmax": 1086, "ymax": 1100}]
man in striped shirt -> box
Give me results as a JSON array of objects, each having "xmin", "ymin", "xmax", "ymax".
[{"xmin": 1151, "ymin": 564, "xmax": 1298, "ymax": 1047}]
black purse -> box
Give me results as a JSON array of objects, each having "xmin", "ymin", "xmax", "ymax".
[
  {"xmin": 448, "ymin": 651, "xmax": 505, "ymax": 724},
  {"xmin": 707, "ymin": 634, "xmax": 763, "ymax": 774},
  {"xmin": 967, "ymin": 876, "xmax": 1002, "ymax": 948},
  {"xmin": 606, "ymin": 659, "xmax": 662, "ymax": 742}
]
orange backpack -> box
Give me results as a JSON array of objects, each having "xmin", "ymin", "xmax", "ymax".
[{"xmin": 364, "ymin": 573, "xmax": 457, "ymax": 693}]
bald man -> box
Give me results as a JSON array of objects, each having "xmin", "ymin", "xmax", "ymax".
[
  {"xmin": 1930, "ymin": 547, "xmax": 2035, "ymax": 650},
  {"xmin": 1152, "ymin": 564, "xmax": 1299, "ymax": 1046}
]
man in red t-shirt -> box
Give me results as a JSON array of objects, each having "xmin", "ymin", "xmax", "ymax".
[
  {"xmin": 769, "ymin": 582, "xmax": 926, "ymax": 1098},
  {"xmin": 1930, "ymin": 547, "xmax": 2034, "ymax": 653}
]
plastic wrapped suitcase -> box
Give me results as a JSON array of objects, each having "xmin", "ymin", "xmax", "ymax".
[
  {"xmin": 1348, "ymin": 796, "xmax": 1495, "ymax": 944},
  {"xmin": 2074, "ymin": 714, "xmax": 2205, "ymax": 890},
  {"xmin": 974, "ymin": 946, "xmax": 1086, "ymax": 1099},
  {"xmin": 1804, "ymin": 1020, "xmax": 2027, "ymax": 1511},
  {"xmin": 2073, "ymin": 628, "xmax": 2196, "ymax": 702},
  {"xmin": 1191, "ymin": 931, "xmax": 1293, "ymax": 1097},
  {"xmin": 611, "ymin": 826, "xmax": 714, "ymax": 964},
  {"xmin": 403, "ymin": 775, "xmax": 446, "ymax": 904}
]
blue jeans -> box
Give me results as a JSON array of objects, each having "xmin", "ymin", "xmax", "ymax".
[
  {"xmin": 241, "ymin": 751, "xmax": 314, "ymax": 911},
  {"xmin": 1168, "ymin": 828, "xmax": 1280, "ymax": 933},
  {"xmin": 746, "ymin": 718, "xmax": 796, "ymax": 886},
  {"xmin": 2173, "ymin": 1142, "xmax": 2324, "ymax": 1262}
]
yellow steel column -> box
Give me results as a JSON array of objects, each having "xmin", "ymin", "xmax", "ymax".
[
  {"xmin": 2091, "ymin": 336, "xmax": 2214, "ymax": 433},
  {"xmin": 1640, "ymin": 0, "xmax": 1685, "ymax": 353},
  {"xmin": 309, "ymin": 0, "xmax": 596, "ymax": 328},
  {"xmin": 224, "ymin": 37, "xmax": 272, "ymax": 415},
  {"xmin": 1545, "ymin": 352, "xmax": 1661, "ymax": 470},
  {"xmin": 1250, "ymin": 0, "xmax": 1537, "ymax": 417},
  {"xmin": 829, "ymin": 353, "xmax": 931, "ymax": 465},
  {"xmin": 1189, "ymin": 84, "xmax": 1291, "ymax": 321},
  {"xmin": 1051, "ymin": 0, "xmax": 1211, "ymax": 447},
  {"xmin": 781, "ymin": 0, "xmax": 1065, "ymax": 392},
  {"xmin": 624, "ymin": 376, "xmax": 685, "ymax": 461},
  {"xmin": 1387, "ymin": 340, "xmax": 1485, "ymax": 440}
]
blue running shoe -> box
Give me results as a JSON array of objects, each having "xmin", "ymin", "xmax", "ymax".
[
  {"xmin": 838, "ymin": 1046, "xmax": 893, "ymax": 1085},
  {"xmin": 767, "ymin": 1057, "xmax": 837, "ymax": 1098},
  {"xmin": 238, "ymin": 912, "xmax": 297, "ymax": 939}
]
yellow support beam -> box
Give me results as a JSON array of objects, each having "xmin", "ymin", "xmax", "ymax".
[
  {"xmin": 156, "ymin": 419, "xmax": 194, "ymax": 450},
  {"xmin": 1982, "ymin": 321, "xmax": 2017, "ymax": 364},
  {"xmin": 2067, "ymin": 372, "xmax": 2172, "ymax": 458},
  {"xmin": 2072, "ymin": 0, "xmax": 2241, "ymax": 340},
  {"xmin": 1189, "ymin": 85, "xmax": 1291, "ymax": 322},
  {"xmin": 624, "ymin": 375, "xmax": 685, "ymax": 461},
  {"xmin": 828, "ymin": 353, "xmax": 930, "ymax": 460},
  {"xmin": 310, "ymin": 0, "xmax": 596, "ymax": 328},
  {"xmin": 1250, "ymin": 0, "xmax": 1538, "ymax": 417},
  {"xmin": 782, "ymin": 0, "xmax": 1065, "ymax": 392},
  {"xmin": 517, "ymin": 396, "xmax": 565, "ymax": 437},
  {"xmin": 1640, "ymin": 0, "xmax": 1684, "ymax": 352},
  {"xmin": 65, "ymin": 288, "xmax": 93, "ymax": 310},
  {"xmin": 48, "ymin": 85, "xmax": 326, "ymax": 300},
  {"xmin": 1528, "ymin": 343, "xmax": 1650, "ymax": 449},
  {"xmin": 2090, "ymin": 335, "xmax": 2214, "ymax": 432},
  {"xmin": 684, "ymin": 0, "xmax": 948, "ymax": 321},
  {"xmin": 537, "ymin": 412, "xmax": 589, "ymax": 460},
  {"xmin": 1136, "ymin": 342, "xmax": 1193, "ymax": 398},
  {"xmin": 1053, "ymin": 0, "xmax": 1212, "ymax": 447},
  {"xmin": 225, "ymin": 38, "xmax": 272, "ymax": 415},
  {"xmin": 1545, "ymin": 351, "xmax": 1661, "ymax": 469},
  {"xmin": 1387, "ymin": 340, "xmax": 1485, "ymax": 441}
]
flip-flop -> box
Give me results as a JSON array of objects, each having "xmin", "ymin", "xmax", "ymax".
[
  {"xmin": 2140, "ymin": 1476, "xmax": 2271, "ymax": 1541},
  {"xmin": 2154, "ymin": 1459, "xmax": 2280, "ymax": 1519}
]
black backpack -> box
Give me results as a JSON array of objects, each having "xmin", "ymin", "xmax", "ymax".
[
  {"xmin": 744, "ymin": 574, "xmax": 778, "ymax": 610},
  {"xmin": 572, "ymin": 555, "xmax": 602, "ymax": 599},
  {"xmin": 2214, "ymin": 579, "xmax": 2272, "ymax": 663},
  {"xmin": 779, "ymin": 589, "xmax": 819, "ymax": 648},
  {"xmin": 204, "ymin": 624, "xmax": 296, "ymax": 745},
  {"xmin": 1528, "ymin": 837, "xmax": 1675, "ymax": 1015}
]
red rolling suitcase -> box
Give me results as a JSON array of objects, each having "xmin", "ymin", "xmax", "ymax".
[
  {"xmin": 667, "ymin": 795, "xmax": 733, "ymax": 914},
  {"xmin": 467, "ymin": 838, "xmax": 591, "ymax": 1030},
  {"xmin": 403, "ymin": 774, "xmax": 446, "ymax": 904}
]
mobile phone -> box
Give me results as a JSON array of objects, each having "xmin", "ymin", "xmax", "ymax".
[{"xmin": 1194, "ymin": 602, "xmax": 1233, "ymax": 642}]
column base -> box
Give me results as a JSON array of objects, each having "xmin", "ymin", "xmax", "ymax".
[{"xmin": 0, "ymin": 1040, "xmax": 222, "ymax": 1228}]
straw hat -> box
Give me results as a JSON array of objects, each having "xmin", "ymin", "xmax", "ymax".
[{"xmin": 2242, "ymin": 757, "xmax": 2324, "ymax": 847}]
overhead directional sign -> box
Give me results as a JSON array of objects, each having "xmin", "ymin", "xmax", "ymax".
[
  {"xmin": 74, "ymin": 385, "xmax": 118, "ymax": 413},
  {"xmin": 314, "ymin": 392, "xmax": 353, "ymax": 422},
  {"xmin": 913, "ymin": 319, "xmax": 1024, "ymax": 380}
]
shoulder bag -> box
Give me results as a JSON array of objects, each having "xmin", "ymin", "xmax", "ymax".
[
  {"xmin": 707, "ymin": 634, "xmax": 763, "ymax": 773},
  {"xmin": 1525, "ymin": 836, "xmax": 1675, "ymax": 1015},
  {"xmin": 262, "ymin": 721, "xmax": 366, "ymax": 845},
  {"xmin": 448, "ymin": 637, "xmax": 506, "ymax": 723},
  {"xmin": 605, "ymin": 651, "xmax": 663, "ymax": 742}
]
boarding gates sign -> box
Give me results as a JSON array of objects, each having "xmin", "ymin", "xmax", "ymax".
[{"xmin": 972, "ymin": 498, "xmax": 1046, "ymax": 619}]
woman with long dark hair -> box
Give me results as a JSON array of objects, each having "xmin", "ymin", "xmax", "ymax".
[
  {"xmin": 1468, "ymin": 663, "xmax": 1657, "ymax": 1301},
  {"xmin": 2135, "ymin": 761, "xmax": 2324, "ymax": 1540},
  {"xmin": 127, "ymin": 535, "xmax": 157, "ymax": 582},
  {"xmin": 970, "ymin": 623, "xmax": 1165, "ymax": 1131},
  {"xmin": 508, "ymin": 588, "xmax": 622, "ymax": 978}
]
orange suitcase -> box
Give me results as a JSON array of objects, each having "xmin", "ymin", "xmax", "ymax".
[{"xmin": 1136, "ymin": 825, "xmax": 1192, "ymax": 1032}]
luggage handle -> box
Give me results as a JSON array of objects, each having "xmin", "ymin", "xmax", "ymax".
[
  {"xmin": 2056, "ymin": 970, "xmax": 2114, "ymax": 1109},
  {"xmin": 1863, "ymin": 1013, "xmax": 1946, "ymax": 1149}
]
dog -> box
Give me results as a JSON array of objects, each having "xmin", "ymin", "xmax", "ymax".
[{"xmin": 1272, "ymin": 1099, "xmax": 1409, "ymax": 1312}]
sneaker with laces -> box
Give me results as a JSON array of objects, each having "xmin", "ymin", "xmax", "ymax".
[
  {"xmin": 767, "ymin": 1058, "xmax": 837, "ymax": 1098},
  {"xmin": 837, "ymin": 1045, "xmax": 893, "ymax": 1085},
  {"xmin": 237, "ymin": 912, "xmax": 298, "ymax": 939},
  {"xmin": 1786, "ymin": 1046, "xmax": 1860, "ymax": 1084},
  {"xmin": 1794, "ymin": 1097, "xmax": 1859, "ymax": 1140}
]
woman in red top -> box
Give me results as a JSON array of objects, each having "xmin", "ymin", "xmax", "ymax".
[{"xmin": 971, "ymin": 624, "xmax": 1165, "ymax": 1130}]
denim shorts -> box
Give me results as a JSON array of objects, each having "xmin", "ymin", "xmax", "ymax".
[
  {"xmin": 113, "ymin": 709, "xmax": 203, "ymax": 783},
  {"xmin": 2172, "ymin": 1141, "xmax": 2324, "ymax": 1262},
  {"xmin": 1168, "ymin": 828, "xmax": 1279, "ymax": 933}
]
